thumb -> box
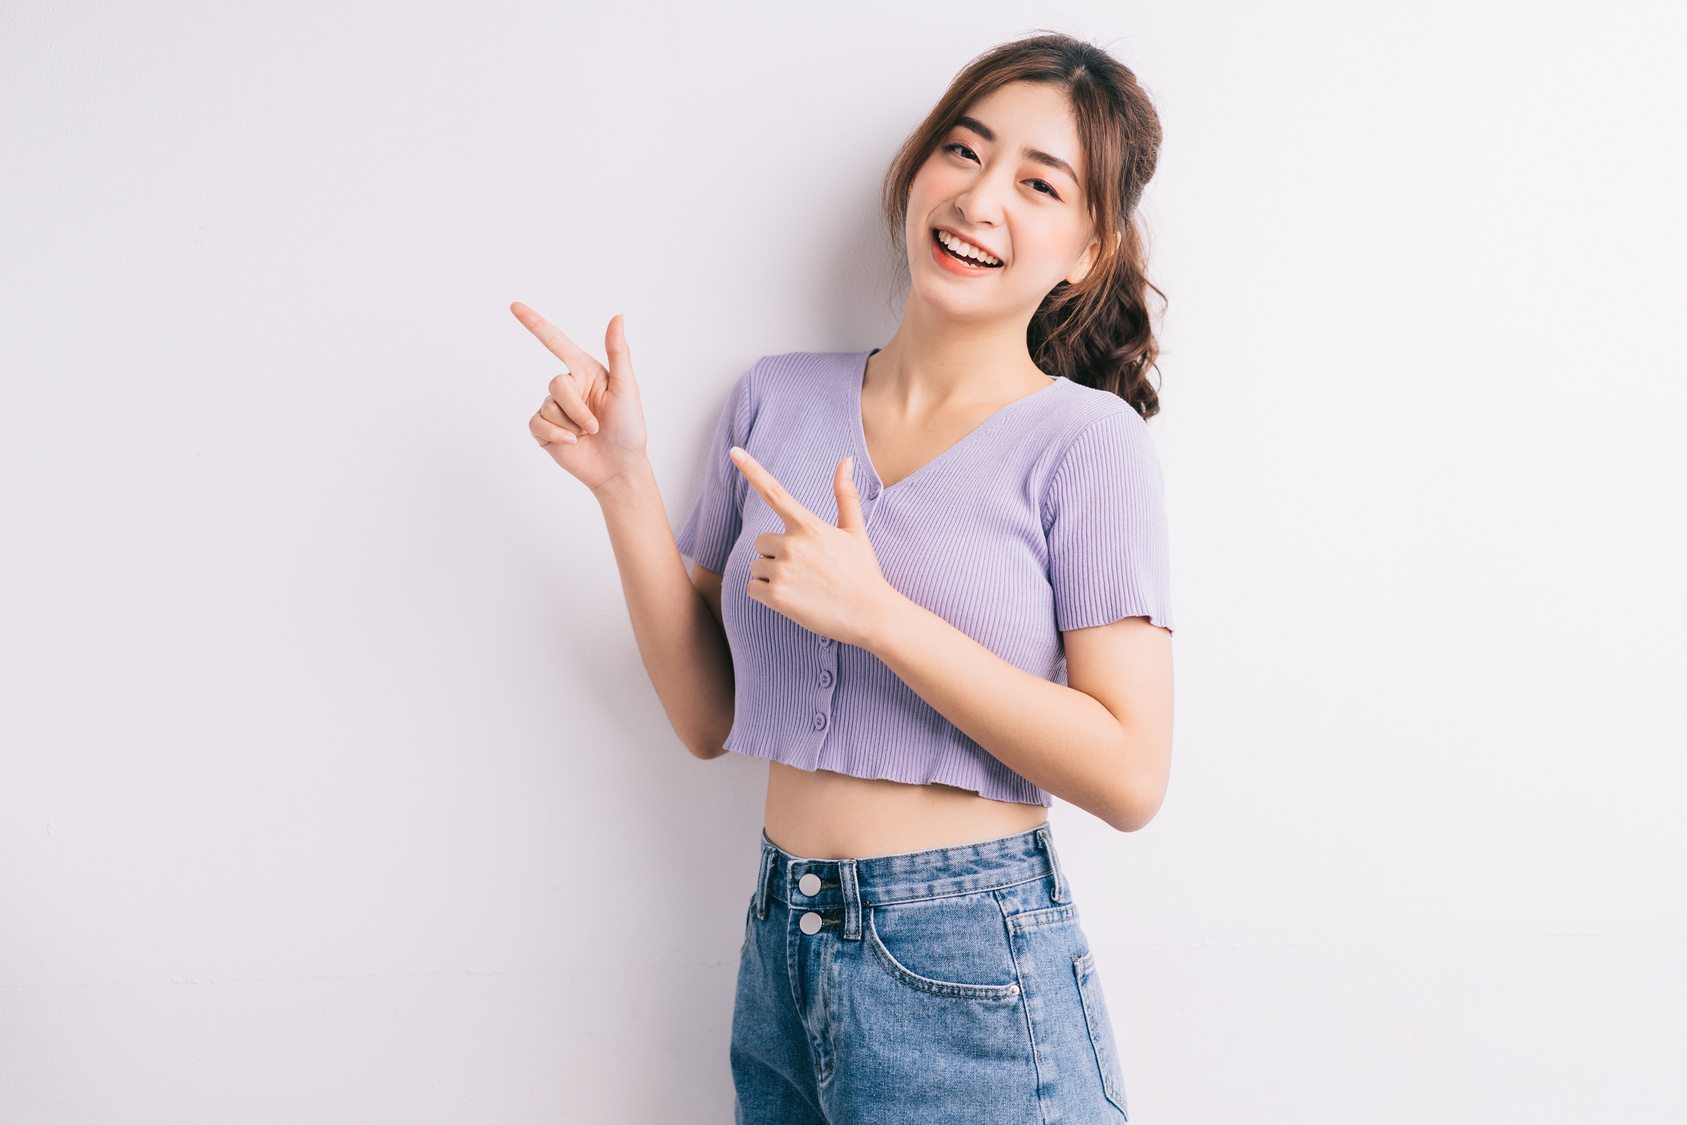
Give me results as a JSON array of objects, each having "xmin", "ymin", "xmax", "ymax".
[
  {"xmin": 833, "ymin": 457, "xmax": 865, "ymax": 531},
  {"xmin": 604, "ymin": 314, "xmax": 633, "ymax": 383}
]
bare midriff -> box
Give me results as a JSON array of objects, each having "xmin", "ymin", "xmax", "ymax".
[{"xmin": 763, "ymin": 760, "xmax": 1049, "ymax": 860}]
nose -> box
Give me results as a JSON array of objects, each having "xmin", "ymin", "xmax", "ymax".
[{"xmin": 954, "ymin": 164, "xmax": 1013, "ymax": 227}]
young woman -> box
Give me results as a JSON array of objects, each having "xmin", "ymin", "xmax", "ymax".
[{"xmin": 516, "ymin": 34, "xmax": 1171, "ymax": 1125}]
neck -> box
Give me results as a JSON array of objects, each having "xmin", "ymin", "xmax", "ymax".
[{"xmin": 868, "ymin": 292, "xmax": 1047, "ymax": 407}]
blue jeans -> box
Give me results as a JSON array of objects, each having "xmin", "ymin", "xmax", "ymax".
[{"xmin": 731, "ymin": 825, "xmax": 1131, "ymax": 1123}]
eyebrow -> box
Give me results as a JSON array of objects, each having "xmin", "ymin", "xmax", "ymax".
[{"xmin": 953, "ymin": 115, "xmax": 1080, "ymax": 185}]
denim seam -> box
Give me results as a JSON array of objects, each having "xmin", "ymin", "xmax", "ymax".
[
  {"xmin": 1035, "ymin": 826, "xmax": 1070, "ymax": 904},
  {"xmin": 755, "ymin": 843, "xmax": 777, "ymax": 921},
  {"xmin": 1000, "ymin": 890, "xmax": 1054, "ymax": 1125},
  {"xmin": 815, "ymin": 937, "xmax": 835, "ymax": 1086},
  {"xmin": 766, "ymin": 872, "xmax": 1045, "ymax": 911},
  {"xmin": 1072, "ymin": 951, "xmax": 1130, "ymax": 1120},
  {"xmin": 1007, "ymin": 903, "xmax": 1081, "ymax": 932},
  {"xmin": 840, "ymin": 858, "xmax": 862, "ymax": 942},
  {"xmin": 863, "ymin": 908, "xmax": 1022, "ymax": 1001},
  {"xmin": 860, "ymin": 872, "xmax": 1047, "ymax": 907}
]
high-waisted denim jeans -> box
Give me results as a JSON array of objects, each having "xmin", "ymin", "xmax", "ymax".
[{"xmin": 731, "ymin": 824, "xmax": 1130, "ymax": 1124}]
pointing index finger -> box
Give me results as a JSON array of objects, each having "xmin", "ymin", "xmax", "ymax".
[
  {"xmin": 510, "ymin": 301, "xmax": 600, "ymax": 375},
  {"xmin": 729, "ymin": 447, "xmax": 815, "ymax": 530}
]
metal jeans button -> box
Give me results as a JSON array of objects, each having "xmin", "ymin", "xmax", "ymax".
[
  {"xmin": 798, "ymin": 872, "xmax": 822, "ymax": 896},
  {"xmin": 799, "ymin": 911, "xmax": 823, "ymax": 935}
]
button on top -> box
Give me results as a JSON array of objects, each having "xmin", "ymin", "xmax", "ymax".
[
  {"xmin": 798, "ymin": 872, "xmax": 822, "ymax": 896},
  {"xmin": 799, "ymin": 911, "xmax": 823, "ymax": 935},
  {"xmin": 866, "ymin": 487, "xmax": 880, "ymax": 501},
  {"xmin": 817, "ymin": 636, "xmax": 832, "ymax": 648}
]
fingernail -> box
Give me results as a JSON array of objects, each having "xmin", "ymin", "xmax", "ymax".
[
  {"xmin": 729, "ymin": 446, "xmax": 745, "ymax": 460},
  {"xmin": 586, "ymin": 419, "xmax": 598, "ymax": 434}
]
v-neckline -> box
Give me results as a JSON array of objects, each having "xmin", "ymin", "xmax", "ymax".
[{"xmin": 850, "ymin": 349, "xmax": 1062, "ymax": 495}]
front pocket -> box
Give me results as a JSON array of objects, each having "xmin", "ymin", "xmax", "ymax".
[
  {"xmin": 1073, "ymin": 951, "xmax": 1130, "ymax": 1118},
  {"xmin": 864, "ymin": 905, "xmax": 1022, "ymax": 1001}
]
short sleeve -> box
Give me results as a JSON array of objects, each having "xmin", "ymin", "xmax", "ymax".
[
  {"xmin": 1042, "ymin": 410, "xmax": 1174, "ymax": 633},
  {"xmin": 675, "ymin": 370, "xmax": 754, "ymax": 572}
]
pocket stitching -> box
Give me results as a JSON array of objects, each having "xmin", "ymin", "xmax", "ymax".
[
  {"xmin": 864, "ymin": 908, "xmax": 1022, "ymax": 1001},
  {"xmin": 1006, "ymin": 902, "xmax": 1080, "ymax": 932},
  {"xmin": 1072, "ymin": 951, "xmax": 1130, "ymax": 1118}
]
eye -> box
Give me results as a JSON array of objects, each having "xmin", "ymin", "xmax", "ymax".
[
  {"xmin": 1026, "ymin": 178, "xmax": 1061, "ymax": 200},
  {"xmin": 944, "ymin": 142, "xmax": 981, "ymax": 163}
]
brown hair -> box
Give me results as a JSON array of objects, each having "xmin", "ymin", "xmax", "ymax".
[{"xmin": 882, "ymin": 34, "xmax": 1165, "ymax": 418}]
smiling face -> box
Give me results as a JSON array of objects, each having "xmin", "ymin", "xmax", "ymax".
[{"xmin": 904, "ymin": 81, "xmax": 1101, "ymax": 327}]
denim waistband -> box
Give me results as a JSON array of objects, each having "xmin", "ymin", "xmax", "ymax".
[{"xmin": 752, "ymin": 824, "xmax": 1070, "ymax": 941}]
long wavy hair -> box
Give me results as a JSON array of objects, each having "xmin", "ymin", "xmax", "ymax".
[{"xmin": 882, "ymin": 34, "xmax": 1165, "ymax": 418}]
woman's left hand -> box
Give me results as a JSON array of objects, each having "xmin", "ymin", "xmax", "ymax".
[{"xmin": 729, "ymin": 446, "xmax": 903, "ymax": 649}]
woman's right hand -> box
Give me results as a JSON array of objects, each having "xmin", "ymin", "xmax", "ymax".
[{"xmin": 513, "ymin": 302, "xmax": 649, "ymax": 495}]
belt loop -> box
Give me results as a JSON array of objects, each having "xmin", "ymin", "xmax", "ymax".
[
  {"xmin": 755, "ymin": 840, "xmax": 777, "ymax": 920},
  {"xmin": 840, "ymin": 858, "xmax": 862, "ymax": 941},
  {"xmin": 1035, "ymin": 825, "xmax": 1069, "ymax": 904}
]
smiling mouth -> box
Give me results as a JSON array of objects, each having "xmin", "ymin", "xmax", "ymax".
[{"xmin": 933, "ymin": 229, "xmax": 1002, "ymax": 268}]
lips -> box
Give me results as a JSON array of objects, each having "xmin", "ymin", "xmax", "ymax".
[
  {"xmin": 933, "ymin": 228, "xmax": 1002, "ymax": 267},
  {"xmin": 929, "ymin": 230, "xmax": 1002, "ymax": 278}
]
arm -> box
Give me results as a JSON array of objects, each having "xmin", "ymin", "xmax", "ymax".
[
  {"xmin": 730, "ymin": 447, "xmax": 1173, "ymax": 831},
  {"xmin": 514, "ymin": 303, "xmax": 734, "ymax": 759},
  {"xmin": 859, "ymin": 602, "xmax": 1172, "ymax": 831},
  {"xmin": 593, "ymin": 470, "xmax": 735, "ymax": 759},
  {"xmin": 693, "ymin": 563, "xmax": 726, "ymax": 625}
]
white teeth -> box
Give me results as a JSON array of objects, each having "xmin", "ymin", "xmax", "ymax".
[{"xmin": 938, "ymin": 230, "xmax": 999, "ymax": 265}]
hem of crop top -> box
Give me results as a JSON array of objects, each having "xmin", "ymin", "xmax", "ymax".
[{"xmin": 722, "ymin": 740, "xmax": 1054, "ymax": 808}]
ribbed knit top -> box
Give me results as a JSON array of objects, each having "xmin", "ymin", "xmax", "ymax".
[{"xmin": 676, "ymin": 350, "xmax": 1173, "ymax": 806}]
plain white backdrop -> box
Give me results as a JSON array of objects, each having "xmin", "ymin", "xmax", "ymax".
[{"xmin": 3, "ymin": 1, "xmax": 1683, "ymax": 1121}]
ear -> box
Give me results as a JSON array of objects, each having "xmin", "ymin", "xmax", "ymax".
[{"xmin": 1065, "ymin": 232, "xmax": 1104, "ymax": 286}]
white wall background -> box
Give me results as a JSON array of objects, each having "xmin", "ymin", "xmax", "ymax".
[{"xmin": 3, "ymin": 1, "xmax": 1683, "ymax": 1121}]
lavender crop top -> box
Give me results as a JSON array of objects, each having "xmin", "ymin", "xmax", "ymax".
[{"xmin": 675, "ymin": 351, "xmax": 1173, "ymax": 806}]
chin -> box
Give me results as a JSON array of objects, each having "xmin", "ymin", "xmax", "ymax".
[{"xmin": 906, "ymin": 269, "xmax": 1019, "ymax": 324}]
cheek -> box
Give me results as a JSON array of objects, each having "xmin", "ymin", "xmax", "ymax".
[
  {"xmin": 907, "ymin": 161, "xmax": 966, "ymax": 224},
  {"xmin": 1013, "ymin": 212, "xmax": 1093, "ymax": 280}
]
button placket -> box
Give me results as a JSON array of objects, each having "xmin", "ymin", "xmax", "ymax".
[{"xmin": 812, "ymin": 633, "xmax": 839, "ymax": 738}]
